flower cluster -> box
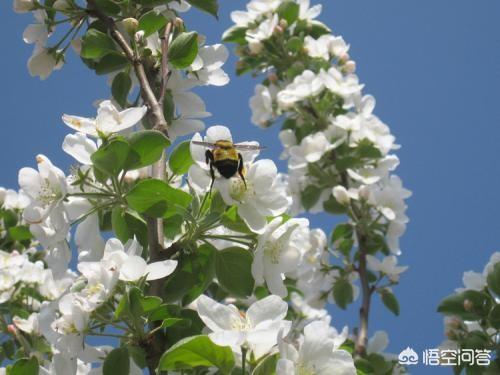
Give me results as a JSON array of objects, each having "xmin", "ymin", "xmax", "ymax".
[
  {"xmin": 3, "ymin": 0, "xmax": 415, "ymax": 374},
  {"xmin": 438, "ymin": 252, "xmax": 500, "ymax": 374},
  {"xmin": 226, "ymin": 0, "xmax": 411, "ymax": 370}
]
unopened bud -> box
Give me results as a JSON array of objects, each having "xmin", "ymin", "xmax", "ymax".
[
  {"xmin": 267, "ymin": 73, "xmax": 278, "ymax": 83},
  {"xmin": 339, "ymin": 52, "xmax": 350, "ymax": 64},
  {"xmin": 234, "ymin": 46, "xmax": 245, "ymax": 57},
  {"xmin": 134, "ymin": 30, "xmax": 145, "ymax": 44},
  {"xmin": 342, "ymin": 60, "xmax": 356, "ymax": 74},
  {"xmin": 279, "ymin": 19, "xmax": 288, "ymax": 29},
  {"xmin": 174, "ymin": 17, "xmax": 184, "ymax": 28},
  {"xmin": 122, "ymin": 18, "xmax": 139, "ymax": 36},
  {"xmin": 13, "ymin": 0, "xmax": 35, "ymax": 13},
  {"xmin": 333, "ymin": 186, "xmax": 350, "ymax": 205},
  {"xmin": 7, "ymin": 324, "xmax": 17, "ymax": 335},
  {"xmin": 358, "ymin": 185, "xmax": 371, "ymax": 201},
  {"xmin": 248, "ymin": 41, "xmax": 263, "ymax": 54},
  {"xmin": 447, "ymin": 317, "xmax": 461, "ymax": 328},
  {"xmin": 71, "ymin": 38, "xmax": 82, "ymax": 55},
  {"xmin": 0, "ymin": 188, "xmax": 6, "ymax": 206},
  {"xmin": 446, "ymin": 330, "xmax": 458, "ymax": 340},
  {"xmin": 236, "ymin": 60, "xmax": 248, "ymax": 71},
  {"xmin": 463, "ymin": 299, "xmax": 474, "ymax": 312},
  {"xmin": 53, "ymin": 0, "xmax": 71, "ymax": 11}
]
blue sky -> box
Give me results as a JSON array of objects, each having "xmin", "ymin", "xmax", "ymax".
[{"xmin": 1, "ymin": 1, "xmax": 500, "ymax": 373}]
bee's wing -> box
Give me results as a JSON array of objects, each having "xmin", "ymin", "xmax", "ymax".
[
  {"xmin": 233, "ymin": 143, "xmax": 266, "ymax": 151},
  {"xmin": 191, "ymin": 141, "xmax": 218, "ymax": 149}
]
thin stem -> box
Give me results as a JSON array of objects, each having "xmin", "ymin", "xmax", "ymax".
[
  {"xmin": 159, "ymin": 22, "xmax": 173, "ymax": 104},
  {"xmin": 88, "ymin": 332, "xmax": 126, "ymax": 339},
  {"xmin": 354, "ymin": 229, "xmax": 371, "ymax": 356},
  {"xmin": 241, "ymin": 347, "xmax": 247, "ymax": 374}
]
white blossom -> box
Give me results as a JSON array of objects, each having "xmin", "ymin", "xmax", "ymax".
[
  {"xmin": 252, "ymin": 217, "xmax": 307, "ymax": 296},
  {"xmin": 277, "ymin": 320, "xmax": 355, "ymax": 375},
  {"xmin": 196, "ymin": 294, "xmax": 291, "ymax": 359},
  {"xmin": 366, "ymin": 255, "xmax": 408, "ymax": 282},
  {"xmin": 62, "ymin": 100, "xmax": 147, "ymax": 137},
  {"xmin": 28, "ymin": 47, "xmax": 63, "ymax": 80}
]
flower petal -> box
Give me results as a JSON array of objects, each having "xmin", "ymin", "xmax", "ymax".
[{"xmin": 145, "ymin": 260, "xmax": 178, "ymax": 280}]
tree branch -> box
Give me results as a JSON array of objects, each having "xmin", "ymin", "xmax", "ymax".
[
  {"xmin": 354, "ymin": 229, "xmax": 371, "ymax": 356},
  {"xmin": 87, "ymin": 3, "xmax": 173, "ymax": 372}
]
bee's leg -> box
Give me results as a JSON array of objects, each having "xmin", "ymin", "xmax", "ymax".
[
  {"xmin": 238, "ymin": 153, "xmax": 247, "ymax": 189},
  {"xmin": 209, "ymin": 162, "xmax": 216, "ymax": 196},
  {"xmin": 205, "ymin": 150, "xmax": 214, "ymax": 165},
  {"xmin": 206, "ymin": 150, "xmax": 216, "ymax": 195}
]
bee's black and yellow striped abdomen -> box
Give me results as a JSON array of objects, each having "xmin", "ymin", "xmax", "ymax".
[
  {"xmin": 211, "ymin": 140, "xmax": 240, "ymax": 179},
  {"xmin": 213, "ymin": 159, "xmax": 239, "ymax": 178}
]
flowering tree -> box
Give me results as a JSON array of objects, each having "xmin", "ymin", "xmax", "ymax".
[
  {"xmin": 4, "ymin": 0, "xmax": 494, "ymax": 374},
  {"xmin": 438, "ymin": 253, "xmax": 500, "ymax": 374}
]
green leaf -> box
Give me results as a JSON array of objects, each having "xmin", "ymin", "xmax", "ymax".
[
  {"xmin": 81, "ymin": 29, "xmax": 116, "ymax": 59},
  {"xmin": 8, "ymin": 226, "xmax": 32, "ymax": 241},
  {"xmin": 333, "ymin": 279, "xmax": 353, "ymax": 310},
  {"xmin": 222, "ymin": 26, "xmax": 247, "ymax": 44},
  {"xmin": 111, "ymin": 72, "xmax": 132, "ymax": 108},
  {"xmin": 186, "ymin": 0, "xmax": 219, "ymax": 18},
  {"xmin": 169, "ymin": 31, "xmax": 199, "ymax": 69},
  {"xmin": 126, "ymin": 179, "xmax": 192, "ymax": 218},
  {"xmin": 137, "ymin": 0, "xmax": 170, "ymax": 6},
  {"xmin": 488, "ymin": 304, "xmax": 500, "ymax": 329},
  {"xmin": 331, "ymin": 223, "xmax": 353, "ymax": 243},
  {"xmin": 286, "ymin": 36, "xmax": 303, "ymax": 52},
  {"xmin": 380, "ymin": 289, "xmax": 400, "ymax": 316},
  {"xmin": 366, "ymin": 353, "xmax": 393, "ymax": 374},
  {"xmin": 112, "ymin": 207, "xmax": 132, "ymax": 242},
  {"xmin": 437, "ymin": 290, "xmax": 492, "ymax": 320},
  {"xmin": 128, "ymin": 286, "xmax": 144, "ymax": 318},
  {"xmin": 308, "ymin": 20, "xmax": 332, "ymax": 38},
  {"xmin": 11, "ymin": 357, "xmax": 38, "ymax": 375},
  {"xmin": 91, "ymin": 139, "xmax": 131, "ymax": 177},
  {"xmin": 215, "ymin": 247, "xmax": 255, "ymax": 298},
  {"xmin": 252, "ymin": 354, "xmax": 278, "ymax": 375},
  {"xmin": 166, "ymin": 309, "xmax": 205, "ymax": 347},
  {"xmin": 221, "ymin": 206, "xmax": 252, "ymax": 234},
  {"xmin": 95, "ymin": 53, "xmax": 129, "ymax": 75},
  {"xmin": 148, "ymin": 304, "xmax": 181, "ymax": 322},
  {"xmin": 169, "ymin": 141, "xmax": 194, "ymax": 175},
  {"xmin": 300, "ymin": 185, "xmax": 322, "ymax": 211},
  {"xmin": 115, "ymin": 293, "xmax": 129, "ymax": 319},
  {"xmin": 139, "ymin": 10, "xmax": 168, "ymax": 37},
  {"xmin": 140, "ymin": 296, "xmax": 162, "ymax": 312},
  {"xmin": 128, "ymin": 346, "xmax": 147, "ymax": 369},
  {"xmin": 94, "ymin": 0, "xmax": 121, "ymax": 15},
  {"xmin": 356, "ymin": 139, "xmax": 383, "ymax": 159},
  {"xmin": 323, "ymin": 195, "xmax": 348, "ymax": 214},
  {"xmin": 125, "ymin": 130, "xmax": 170, "ymax": 170},
  {"xmin": 161, "ymin": 318, "xmax": 192, "ymax": 329},
  {"xmin": 163, "ymin": 90, "xmax": 175, "ymax": 124},
  {"xmin": 277, "ymin": 1, "xmax": 300, "ymax": 24},
  {"xmin": 103, "ymin": 347, "xmax": 130, "ymax": 375},
  {"xmin": 159, "ymin": 335, "xmax": 234, "ymax": 373},
  {"xmin": 487, "ymin": 262, "xmax": 500, "ymax": 295},
  {"xmin": 164, "ymin": 244, "xmax": 216, "ymax": 305}
]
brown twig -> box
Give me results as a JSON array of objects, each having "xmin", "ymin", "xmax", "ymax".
[{"xmin": 87, "ymin": 3, "xmax": 173, "ymax": 372}]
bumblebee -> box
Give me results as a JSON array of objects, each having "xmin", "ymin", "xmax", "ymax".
[{"xmin": 191, "ymin": 139, "xmax": 264, "ymax": 192}]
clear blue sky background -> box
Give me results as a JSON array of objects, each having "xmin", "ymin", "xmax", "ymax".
[{"xmin": 1, "ymin": 1, "xmax": 500, "ymax": 373}]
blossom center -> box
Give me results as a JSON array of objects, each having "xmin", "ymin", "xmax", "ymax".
[
  {"xmin": 38, "ymin": 179, "xmax": 62, "ymax": 205},
  {"xmin": 264, "ymin": 240, "xmax": 284, "ymax": 264},
  {"xmin": 229, "ymin": 178, "xmax": 253, "ymax": 202},
  {"xmin": 297, "ymin": 362, "xmax": 316, "ymax": 375}
]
